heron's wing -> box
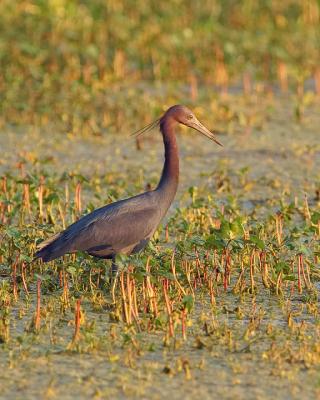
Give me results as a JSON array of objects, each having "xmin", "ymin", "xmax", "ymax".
[
  {"xmin": 37, "ymin": 192, "xmax": 161, "ymax": 260},
  {"xmin": 72, "ymin": 202, "xmax": 159, "ymax": 254}
]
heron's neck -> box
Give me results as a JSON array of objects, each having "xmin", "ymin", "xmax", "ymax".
[{"xmin": 156, "ymin": 118, "xmax": 179, "ymax": 201}]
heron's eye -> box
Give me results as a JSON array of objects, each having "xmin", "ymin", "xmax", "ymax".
[{"xmin": 187, "ymin": 114, "xmax": 193, "ymax": 120}]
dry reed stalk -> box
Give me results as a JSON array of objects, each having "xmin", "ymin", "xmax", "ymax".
[
  {"xmin": 249, "ymin": 250, "xmax": 256, "ymax": 292},
  {"xmin": 19, "ymin": 163, "xmax": 31, "ymax": 215},
  {"xmin": 65, "ymin": 182, "xmax": 69, "ymax": 209},
  {"xmin": 38, "ymin": 176, "xmax": 44, "ymax": 221},
  {"xmin": 131, "ymin": 278, "xmax": 139, "ymax": 319},
  {"xmin": 183, "ymin": 261, "xmax": 194, "ymax": 296},
  {"xmin": 195, "ymin": 249, "xmax": 204, "ymax": 282},
  {"xmin": 208, "ymin": 276, "xmax": 216, "ymax": 306},
  {"xmin": 75, "ymin": 182, "xmax": 82, "ymax": 216},
  {"xmin": 216, "ymin": 61, "xmax": 229, "ymax": 95},
  {"xmin": 171, "ymin": 251, "xmax": 186, "ymax": 295},
  {"xmin": 120, "ymin": 272, "xmax": 130, "ymax": 324},
  {"xmin": 276, "ymin": 272, "xmax": 283, "ymax": 295},
  {"xmin": 277, "ymin": 62, "xmax": 288, "ymax": 92},
  {"xmin": 145, "ymin": 256, "xmax": 158, "ymax": 316},
  {"xmin": 23, "ymin": 182, "xmax": 31, "ymax": 215},
  {"xmin": 126, "ymin": 269, "xmax": 135, "ymax": 323},
  {"xmin": 297, "ymin": 255, "xmax": 302, "ymax": 294},
  {"xmin": 298, "ymin": 254, "xmax": 310, "ymax": 290},
  {"xmin": 113, "ymin": 49, "xmax": 125, "ymax": 79},
  {"xmin": 62, "ymin": 271, "xmax": 70, "ymax": 307},
  {"xmin": 0, "ymin": 177, "xmax": 8, "ymax": 223},
  {"xmin": 259, "ymin": 251, "xmax": 270, "ymax": 288},
  {"xmin": 163, "ymin": 280, "xmax": 174, "ymax": 337},
  {"xmin": 142, "ymin": 280, "xmax": 147, "ymax": 313},
  {"xmin": 58, "ymin": 202, "xmax": 66, "ymax": 229},
  {"xmin": 304, "ymin": 194, "xmax": 311, "ymax": 220},
  {"xmin": 275, "ymin": 213, "xmax": 283, "ymax": 245}
]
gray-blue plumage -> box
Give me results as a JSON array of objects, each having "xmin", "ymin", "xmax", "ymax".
[{"xmin": 34, "ymin": 105, "xmax": 222, "ymax": 263}]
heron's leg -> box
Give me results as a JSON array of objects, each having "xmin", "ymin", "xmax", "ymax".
[
  {"xmin": 110, "ymin": 255, "xmax": 119, "ymax": 304},
  {"xmin": 111, "ymin": 255, "xmax": 118, "ymax": 275}
]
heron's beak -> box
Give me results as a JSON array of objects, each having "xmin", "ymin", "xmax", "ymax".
[{"xmin": 190, "ymin": 119, "xmax": 223, "ymax": 146}]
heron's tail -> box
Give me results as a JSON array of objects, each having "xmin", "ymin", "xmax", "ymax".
[{"xmin": 34, "ymin": 232, "xmax": 69, "ymax": 262}]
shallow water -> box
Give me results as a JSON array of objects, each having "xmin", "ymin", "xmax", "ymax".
[
  {"xmin": 1, "ymin": 96, "xmax": 319, "ymax": 201},
  {"xmin": 1, "ymin": 284, "xmax": 319, "ymax": 400}
]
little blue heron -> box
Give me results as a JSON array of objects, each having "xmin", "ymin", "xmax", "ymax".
[{"xmin": 34, "ymin": 105, "xmax": 222, "ymax": 269}]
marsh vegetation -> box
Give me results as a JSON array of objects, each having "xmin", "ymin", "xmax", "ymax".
[{"xmin": 0, "ymin": 1, "xmax": 320, "ymax": 399}]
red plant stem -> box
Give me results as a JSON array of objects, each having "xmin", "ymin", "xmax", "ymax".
[
  {"xmin": 209, "ymin": 276, "xmax": 215, "ymax": 306},
  {"xmin": 132, "ymin": 278, "xmax": 139, "ymax": 319},
  {"xmin": 223, "ymin": 250, "xmax": 230, "ymax": 291},
  {"xmin": 59, "ymin": 270, "xmax": 63, "ymax": 287},
  {"xmin": 21, "ymin": 262, "xmax": 29, "ymax": 296},
  {"xmin": 73, "ymin": 299, "xmax": 81, "ymax": 341},
  {"xmin": 277, "ymin": 61, "xmax": 288, "ymax": 92},
  {"xmin": 35, "ymin": 279, "xmax": 41, "ymax": 331},
  {"xmin": 63, "ymin": 271, "xmax": 69, "ymax": 305},
  {"xmin": 165, "ymin": 225, "xmax": 169, "ymax": 242}
]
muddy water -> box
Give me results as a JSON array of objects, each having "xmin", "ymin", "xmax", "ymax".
[
  {"xmin": 0, "ymin": 97, "xmax": 320, "ymax": 399},
  {"xmin": 0, "ymin": 98, "xmax": 319, "ymax": 204},
  {"xmin": 1, "ymin": 287, "xmax": 319, "ymax": 400}
]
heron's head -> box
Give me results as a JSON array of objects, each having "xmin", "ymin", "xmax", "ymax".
[{"xmin": 164, "ymin": 105, "xmax": 222, "ymax": 146}]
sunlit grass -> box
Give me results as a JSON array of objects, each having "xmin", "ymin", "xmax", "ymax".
[{"xmin": 0, "ymin": 0, "xmax": 319, "ymax": 129}]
